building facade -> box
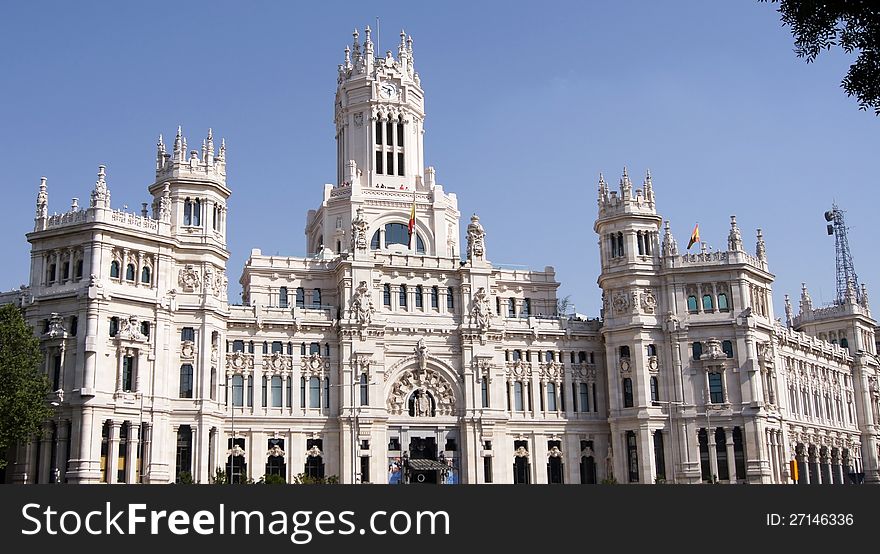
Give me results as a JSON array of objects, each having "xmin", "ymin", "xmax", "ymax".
[{"xmin": 2, "ymin": 28, "xmax": 879, "ymax": 485}]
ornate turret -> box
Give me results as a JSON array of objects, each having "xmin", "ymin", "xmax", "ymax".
[
  {"xmin": 728, "ymin": 215, "xmax": 743, "ymax": 252},
  {"xmin": 662, "ymin": 220, "xmax": 678, "ymax": 257},
  {"xmin": 90, "ymin": 165, "xmax": 110, "ymax": 209},
  {"xmin": 784, "ymin": 294, "xmax": 793, "ymax": 328},
  {"xmin": 467, "ymin": 213, "xmax": 487, "ymax": 264},
  {"xmin": 155, "ymin": 126, "xmax": 226, "ymax": 185},
  {"xmin": 755, "ymin": 228, "xmax": 766, "ymax": 262},
  {"xmin": 799, "ymin": 283, "xmax": 812, "ymax": 313}
]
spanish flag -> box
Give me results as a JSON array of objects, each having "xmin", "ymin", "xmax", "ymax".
[
  {"xmin": 687, "ymin": 223, "xmax": 700, "ymax": 250},
  {"xmin": 407, "ymin": 189, "xmax": 416, "ymax": 239}
]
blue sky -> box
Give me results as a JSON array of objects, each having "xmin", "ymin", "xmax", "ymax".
[{"xmin": 1, "ymin": 1, "xmax": 877, "ymax": 317}]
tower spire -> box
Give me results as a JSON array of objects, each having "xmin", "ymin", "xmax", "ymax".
[
  {"xmin": 173, "ymin": 125, "xmax": 183, "ymax": 161},
  {"xmin": 35, "ymin": 176, "xmax": 48, "ymax": 219},
  {"xmin": 662, "ymin": 220, "xmax": 678, "ymax": 257},
  {"xmin": 799, "ymin": 282, "xmax": 813, "ymax": 313},
  {"xmin": 784, "ymin": 294, "xmax": 793, "ymax": 328},
  {"xmin": 755, "ymin": 228, "xmax": 766, "ymax": 262},
  {"xmin": 90, "ymin": 165, "xmax": 110, "ymax": 208},
  {"xmin": 728, "ymin": 215, "xmax": 743, "ymax": 252},
  {"xmin": 643, "ymin": 168, "xmax": 654, "ymax": 204}
]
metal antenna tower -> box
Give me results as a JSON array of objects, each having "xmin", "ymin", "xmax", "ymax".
[{"xmin": 824, "ymin": 203, "xmax": 861, "ymax": 305}]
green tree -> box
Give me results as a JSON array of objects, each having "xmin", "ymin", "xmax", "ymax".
[
  {"xmin": 0, "ymin": 304, "xmax": 52, "ymax": 469},
  {"xmin": 763, "ymin": 0, "xmax": 880, "ymax": 114}
]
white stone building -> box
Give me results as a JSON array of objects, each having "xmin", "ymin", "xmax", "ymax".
[{"xmin": 2, "ymin": 27, "xmax": 878, "ymax": 485}]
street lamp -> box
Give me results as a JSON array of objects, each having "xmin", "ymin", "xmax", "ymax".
[
  {"xmin": 651, "ymin": 399, "xmax": 684, "ymax": 483},
  {"xmin": 50, "ymin": 389, "xmax": 64, "ymax": 484}
]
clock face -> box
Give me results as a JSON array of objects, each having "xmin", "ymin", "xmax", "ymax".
[{"xmin": 380, "ymin": 82, "xmax": 397, "ymax": 99}]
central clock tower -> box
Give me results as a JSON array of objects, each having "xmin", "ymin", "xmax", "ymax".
[{"xmin": 334, "ymin": 27, "xmax": 425, "ymax": 189}]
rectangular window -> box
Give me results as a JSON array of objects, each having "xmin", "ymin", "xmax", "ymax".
[
  {"xmin": 122, "ymin": 356, "xmax": 135, "ymax": 392},
  {"xmin": 247, "ymin": 375, "xmax": 253, "ymax": 407},
  {"xmin": 654, "ymin": 431, "xmax": 666, "ymax": 481},
  {"xmin": 51, "ymin": 355, "xmax": 62, "ymax": 390},
  {"xmin": 360, "ymin": 456, "xmax": 370, "ymax": 484},
  {"xmin": 375, "ymin": 150, "xmax": 383, "ymax": 174},
  {"xmin": 397, "ymin": 152, "xmax": 404, "ymax": 176},
  {"xmin": 181, "ymin": 327, "xmax": 195, "ymax": 342},
  {"xmin": 179, "ymin": 364, "xmax": 193, "ymax": 398},
  {"xmin": 312, "ymin": 289, "xmax": 321, "ymax": 307},
  {"xmin": 623, "ymin": 378, "xmax": 633, "ymax": 408},
  {"xmin": 387, "ymin": 152, "xmax": 394, "ymax": 175},
  {"xmin": 271, "ymin": 341, "xmax": 283, "ymax": 353},
  {"xmin": 360, "ymin": 374, "xmax": 369, "ymax": 406},
  {"xmin": 415, "ymin": 286, "xmax": 423, "ymax": 308},
  {"xmin": 708, "ymin": 372, "xmax": 724, "ymax": 403},
  {"xmin": 375, "ymin": 121, "xmax": 382, "ymax": 145},
  {"xmin": 514, "ymin": 381, "xmax": 524, "ymax": 411},
  {"xmin": 508, "ymin": 299, "xmax": 516, "ymax": 318},
  {"xmin": 522, "ymin": 298, "xmax": 531, "ymax": 316},
  {"xmin": 296, "ymin": 287, "xmax": 305, "ymax": 308},
  {"xmin": 626, "ymin": 431, "xmax": 639, "ymax": 483},
  {"xmin": 396, "ymin": 121, "xmax": 403, "ymax": 145},
  {"xmin": 481, "ymin": 379, "xmax": 489, "ymax": 408},
  {"xmin": 483, "ymin": 456, "xmax": 493, "ymax": 483},
  {"xmin": 279, "ymin": 287, "xmax": 288, "ymax": 308},
  {"xmin": 546, "ymin": 382, "xmax": 557, "ymax": 411},
  {"xmin": 580, "ymin": 383, "xmax": 590, "ymax": 412},
  {"xmin": 232, "ymin": 375, "xmax": 244, "ymax": 406},
  {"xmin": 431, "ymin": 286, "xmax": 439, "ymax": 308},
  {"xmin": 309, "ymin": 377, "xmax": 321, "ymax": 408},
  {"xmin": 447, "ymin": 288, "xmax": 455, "ymax": 310},
  {"xmin": 271, "ymin": 376, "xmax": 283, "ymax": 407},
  {"xmin": 399, "ymin": 285, "xmax": 407, "ymax": 308}
]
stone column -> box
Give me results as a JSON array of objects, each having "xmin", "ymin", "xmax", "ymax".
[
  {"xmin": 708, "ymin": 428, "xmax": 719, "ymax": 482},
  {"xmin": 126, "ymin": 423, "xmax": 140, "ymax": 484},
  {"xmin": 107, "ymin": 421, "xmax": 121, "ymax": 484},
  {"xmin": 115, "ymin": 349, "xmax": 124, "ymax": 392},
  {"xmin": 768, "ymin": 431, "xmax": 778, "ymax": 483},
  {"xmin": 54, "ymin": 420, "xmax": 70, "ymax": 483},
  {"xmin": 725, "ymin": 427, "xmax": 737, "ymax": 482},
  {"xmin": 38, "ymin": 423, "xmax": 53, "ymax": 484}
]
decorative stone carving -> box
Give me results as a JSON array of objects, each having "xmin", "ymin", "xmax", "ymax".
[
  {"xmin": 514, "ymin": 446, "xmax": 529, "ymax": 458},
  {"xmin": 641, "ymin": 289, "xmax": 657, "ymax": 314},
  {"xmin": 178, "ymin": 264, "xmax": 200, "ymax": 292},
  {"xmin": 117, "ymin": 315, "xmax": 146, "ymax": 342},
  {"xmin": 181, "ymin": 341, "xmax": 195, "ymax": 360},
  {"xmin": 619, "ymin": 357, "xmax": 631, "ymax": 373},
  {"xmin": 350, "ymin": 280, "xmax": 374, "ymax": 325},
  {"xmin": 351, "ymin": 353, "xmax": 372, "ymax": 378},
  {"xmin": 227, "ymin": 444, "xmax": 246, "ymax": 458},
  {"xmin": 474, "ymin": 357, "xmax": 493, "ymax": 382},
  {"xmin": 705, "ymin": 338, "xmax": 725, "ymax": 360},
  {"xmin": 306, "ymin": 445, "xmax": 323, "ymax": 458},
  {"xmin": 353, "ymin": 112, "xmax": 364, "ymax": 127},
  {"xmin": 612, "ymin": 291, "xmax": 629, "ymax": 315},
  {"xmin": 466, "ymin": 213, "xmax": 485, "ymax": 260},
  {"xmin": 351, "ymin": 207, "xmax": 368, "ymax": 250},
  {"xmin": 267, "ymin": 445, "xmax": 285, "ymax": 458},
  {"xmin": 264, "ymin": 351, "xmax": 292, "ymax": 373},
  {"xmin": 387, "ymin": 366, "xmax": 455, "ymax": 416},
  {"xmin": 301, "ymin": 352, "xmax": 328, "ymax": 376},
  {"xmin": 547, "ymin": 446, "xmax": 563, "ymax": 458},
  {"xmin": 42, "ymin": 313, "xmax": 67, "ymax": 338},
  {"xmin": 506, "ymin": 359, "xmax": 531, "ymax": 381},
  {"xmin": 470, "ymin": 287, "xmax": 491, "ymax": 331},
  {"xmin": 226, "ymin": 351, "xmax": 254, "ymax": 374},
  {"xmin": 540, "ymin": 361, "xmax": 562, "ymax": 382},
  {"xmin": 415, "ymin": 338, "xmax": 429, "ymax": 371}
]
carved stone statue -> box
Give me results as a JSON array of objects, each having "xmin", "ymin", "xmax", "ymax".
[
  {"xmin": 415, "ymin": 387, "xmax": 432, "ymax": 417},
  {"xmin": 466, "ymin": 213, "xmax": 485, "ymax": 260},
  {"xmin": 351, "ymin": 207, "xmax": 368, "ymax": 250},
  {"xmin": 416, "ymin": 338, "xmax": 429, "ymax": 370},
  {"xmin": 351, "ymin": 281, "xmax": 374, "ymax": 325},
  {"xmin": 471, "ymin": 287, "xmax": 491, "ymax": 331}
]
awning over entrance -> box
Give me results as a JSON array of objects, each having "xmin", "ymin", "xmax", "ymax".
[{"xmin": 406, "ymin": 459, "xmax": 449, "ymax": 472}]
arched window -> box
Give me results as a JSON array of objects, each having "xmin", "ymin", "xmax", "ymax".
[
  {"xmin": 619, "ymin": 345, "xmax": 631, "ymax": 359},
  {"xmin": 125, "ymin": 264, "xmax": 135, "ymax": 281},
  {"xmin": 650, "ymin": 376, "xmax": 659, "ymax": 402},
  {"xmin": 617, "ymin": 232, "xmax": 625, "ymax": 256},
  {"xmin": 623, "ymin": 378, "xmax": 634, "ymax": 408},
  {"xmin": 722, "ymin": 340, "xmax": 734, "ymax": 358},
  {"xmin": 383, "ymin": 284, "xmax": 391, "ymax": 306},
  {"xmin": 415, "ymin": 285, "xmax": 423, "ymax": 308},
  {"xmin": 717, "ymin": 293, "xmax": 729, "ymax": 311},
  {"xmin": 702, "ymin": 294, "xmax": 713, "ymax": 311},
  {"xmin": 840, "ymin": 337, "xmax": 849, "ymax": 349},
  {"xmin": 647, "ymin": 344, "xmax": 657, "ymax": 357},
  {"xmin": 447, "ymin": 287, "xmax": 455, "ymax": 310},
  {"xmin": 511, "ymin": 350, "xmax": 522, "ymax": 361},
  {"xmin": 384, "ymin": 223, "xmax": 410, "ymax": 248},
  {"xmin": 309, "ymin": 342, "xmax": 320, "ymax": 355},
  {"xmin": 324, "ymin": 343, "xmax": 330, "ymax": 357},
  {"xmin": 431, "ymin": 286, "xmax": 439, "ymax": 308},
  {"xmin": 399, "ymin": 284, "xmax": 407, "ymax": 307},
  {"xmin": 110, "ymin": 260, "xmax": 120, "ymax": 279},
  {"xmin": 278, "ymin": 287, "xmax": 288, "ymax": 308},
  {"xmin": 75, "ymin": 259, "xmax": 84, "ymax": 280},
  {"xmin": 140, "ymin": 321, "xmax": 150, "ymax": 339},
  {"xmin": 193, "ymin": 198, "xmax": 201, "ymax": 226},
  {"xmin": 687, "ymin": 295, "xmax": 698, "ymax": 312},
  {"xmin": 578, "ymin": 351, "xmax": 587, "ymax": 363},
  {"xmin": 508, "ymin": 298, "xmax": 516, "ymax": 318},
  {"xmin": 296, "ymin": 287, "xmax": 305, "ymax": 308},
  {"xmin": 179, "ymin": 364, "xmax": 193, "ymax": 398},
  {"xmin": 692, "ymin": 342, "xmax": 703, "ymax": 360},
  {"xmin": 141, "ymin": 266, "xmax": 151, "ymax": 284},
  {"xmin": 109, "ymin": 317, "xmax": 119, "ymax": 337},
  {"xmin": 545, "ymin": 351, "xmax": 554, "ymax": 363},
  {"xmin": 184, "ymin": 198, "xmax": 192, "ymax": 226}
]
